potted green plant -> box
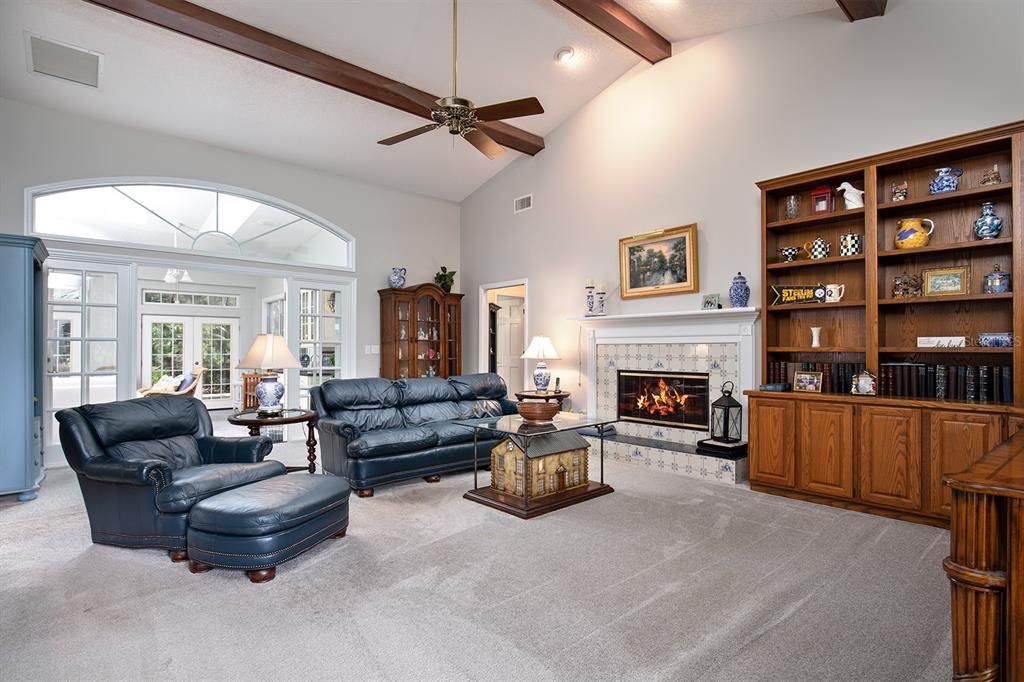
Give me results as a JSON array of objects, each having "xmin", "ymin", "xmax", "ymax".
[{"xmin": 434, "ymin": 266, "xmax": 456, "ymax": 293}]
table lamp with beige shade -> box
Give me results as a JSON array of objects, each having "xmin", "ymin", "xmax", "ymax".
[
  {"xmin": 237, "ymin": 333, "xmax": 300, "ymax": 416},
  {"xmin": 521, "ymin": 336, "xmax": 560, "ymax": 393}
]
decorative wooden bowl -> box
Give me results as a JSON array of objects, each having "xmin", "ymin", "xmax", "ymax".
[{"xmin": 516, "ymin": 401, "xmax": 560, "ymax": 424}]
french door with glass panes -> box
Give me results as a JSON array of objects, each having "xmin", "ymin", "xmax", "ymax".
[
  {"xmin": 44, "ymin": 260, "xmax": 132, "ymax": 456},
  {"xmin": 141, "ymin": 315, "xmax": 239, "ymax": 409},
  {"xmin": 296, "ymin": 286, "xmax": 345, "ymax": 410}
]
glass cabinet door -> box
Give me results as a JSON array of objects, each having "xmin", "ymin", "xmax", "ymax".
[
  {"xmin": 396, "ymin": 298, "xmax": 413, "ymax": 379},
  {"xmin": 414, "ymin": 293, "xmax": 441, "ymax": 378},
  {"xmin": 445, "ymin": 301, "xmax": 460, "ymax": 377}
]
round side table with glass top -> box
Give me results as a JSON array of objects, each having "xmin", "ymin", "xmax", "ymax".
[{"xmin": 227, "ymin": 408, "xmax": 319, "ymax": 473}]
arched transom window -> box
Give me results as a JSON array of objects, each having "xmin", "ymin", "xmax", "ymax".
[{"xmin": 31, "ymin": 181, "xmax": 353, "ymax": 269}]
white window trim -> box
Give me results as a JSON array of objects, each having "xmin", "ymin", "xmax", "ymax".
[
  {"xmin": 142, "ymin": 289, "xmax": 241, "ymax": 308},
  {"xmin": 25, "ymin": 177, "xmax": 357, "ymax": 274}
]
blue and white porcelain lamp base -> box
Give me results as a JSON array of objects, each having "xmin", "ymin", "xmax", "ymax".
[
  {"xmin": 533, "ymin": 362, "xmax": 552, "ymax": 393},
  {"xmin": 255, "ymin": 375, "xmax": 286, "ymax": 416}
]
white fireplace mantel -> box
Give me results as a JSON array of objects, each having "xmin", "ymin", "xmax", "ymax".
[
  {"xmin": 568, "ymin": 307, "xmax": 760, "ymax": 326},
  {"xmin": 573, "ymin": 307, "xmax": 761, "ymax": 426}
]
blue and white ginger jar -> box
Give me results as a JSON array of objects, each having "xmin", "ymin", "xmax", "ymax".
[{"xmin": 729, "ymin": 272, "xmax": 750, "ymax": 308}]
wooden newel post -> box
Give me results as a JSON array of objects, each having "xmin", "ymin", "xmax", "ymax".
[{"xmin": 943, "ymin": 486, "xmax": 1006, "ymax": 681}]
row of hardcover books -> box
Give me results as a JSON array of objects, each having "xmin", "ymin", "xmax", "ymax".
[
  {"xmin": 879, "ymin": 363, "xmax": 1013, "ymax": 402},
  {"xmin": 767, "ymin": 362, "xmax": 865, "ymax": 394}
]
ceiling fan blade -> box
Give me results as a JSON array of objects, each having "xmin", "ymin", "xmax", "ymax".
[
  {"xmin": 473, "ymin": 97, "xmax": 544, "ymax": 122},
  {"xmin": 385, "ymin": 82, "xmax": 440, "ymax": 112},
  {"xmin": 377, "ymin": 124, "xmax": 440, "ymax": 146},
  {"xmin": 463, "ymin": 128, "xmax": 505, "ymax": 159}
]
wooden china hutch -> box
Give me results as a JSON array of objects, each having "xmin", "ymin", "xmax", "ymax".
[
  {"xmin": 379, "ymin": 283, "xmax": 463, "ymax": 379},
  {"xmin": 747, "ymin": 121, "xmax": 1024, "ymax": 530}
]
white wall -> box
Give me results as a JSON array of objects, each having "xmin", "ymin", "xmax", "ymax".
[
  {"xmin": 460, "ymin": 0, "xmax": 1024, "ymax": 408},
  {"xmin": 0, "ymin": 97, "xmax": 460, "ymax": 377}
]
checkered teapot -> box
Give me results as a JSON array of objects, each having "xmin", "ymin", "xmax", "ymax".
[{"xmin": 802, "ymin": 236, "xmax": 830, "ymax": 260}]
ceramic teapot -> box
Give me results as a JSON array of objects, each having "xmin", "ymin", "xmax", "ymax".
[
  {"xmin": 803, "ymin": 236, "xmax": 830, "ymax": 260},
  {"xmin": 895, "ymin": 218, "xmax": 935, "ymax": 250}
]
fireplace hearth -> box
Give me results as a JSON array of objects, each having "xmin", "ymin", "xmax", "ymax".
[{"xmin": 617, "ymin": 370, "xmax": 710, "ymax": 431}]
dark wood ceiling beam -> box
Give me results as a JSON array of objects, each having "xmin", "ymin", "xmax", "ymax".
[
  {"xmin": 552, "ymin": 0, "xmax": 671, "ymax": 64},
  {"xmin": 835, "ymin": 0, "xmax": 887, "ymax": 22},
  {"xmin": 83, "ymin": 0, "xmax": 544, "ymax": 156}
]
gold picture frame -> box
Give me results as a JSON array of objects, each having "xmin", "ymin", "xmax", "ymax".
[
  {"xmin": 922, "ymin": 266, "xmax": 970, "ymax": 296},
  {"xmin": 793, "ymin": 371, "xmax": 823, "ymax": 393},
  {"xmin": 619, "ymin": 223, "xmax": 699, "ymax": 299}
]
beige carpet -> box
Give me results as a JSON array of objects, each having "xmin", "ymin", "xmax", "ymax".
[{"xmin": 0, "ymin": 456, "xmax": 952, "ymax": 681}]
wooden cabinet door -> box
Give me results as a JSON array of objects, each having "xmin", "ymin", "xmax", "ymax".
[
  {"xmin": 749, "ymin": 398, "xmax": 796, "ymax": 488},
  {"xmin": 927, "ymin": 411, "xmax": 1002, "ymax": 516},
  {"xmin": 1009, "ymin": 416, "xmax": 1024, "ymax": 438},
  {"xmin": 858, "ymin": 406, "xmax": 922, "ymax": 511},
  {"xmin": 799, "ymin": 402, "xmax": 854, "ymax": 499}
]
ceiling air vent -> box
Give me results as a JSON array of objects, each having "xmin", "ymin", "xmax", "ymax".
[
  {"xmin": 26, "ymin": 34, "xmax": 103, "ymax": 88},
  {"xmin": 513, "ymin": 194, "xmax": 533, "ymax": 214}
]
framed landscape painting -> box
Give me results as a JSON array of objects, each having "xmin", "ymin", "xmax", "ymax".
[{"xmin": 619, "ymin": 223, "xmax": 699, "ymax": 299}]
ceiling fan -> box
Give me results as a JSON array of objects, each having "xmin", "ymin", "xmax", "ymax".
[{"xmin": 377, "ymin": 0, "xmax": 544, "ymax": 159}]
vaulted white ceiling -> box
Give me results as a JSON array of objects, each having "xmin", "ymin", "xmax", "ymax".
[{"xmin": 0, "ymin": 0, "xmax": 835, "ymax": 202}]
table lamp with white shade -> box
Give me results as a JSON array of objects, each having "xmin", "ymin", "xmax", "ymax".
[
  {"xmin": 237, "ymin": 333, "xmax": 300, "ymax": 416},
  {"xmin": 521, "ymin": 336, "xmax": 560, "ymax": 393}
]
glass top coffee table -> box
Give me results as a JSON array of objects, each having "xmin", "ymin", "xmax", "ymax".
[{"xmin": 454, "ymin": 412, "xmax": 617, "ymax": 519}]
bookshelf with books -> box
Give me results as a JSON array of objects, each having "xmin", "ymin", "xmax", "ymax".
[{"xmin": 748, "ymin": 121, "xmax": 1024, "ymax": 528}]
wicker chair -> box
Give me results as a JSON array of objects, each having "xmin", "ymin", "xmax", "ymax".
[{"xmin": 138, "ymin": 364, "xmax": 205, "ymax": 398}]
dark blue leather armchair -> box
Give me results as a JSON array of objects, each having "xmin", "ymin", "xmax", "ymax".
[
  {"xmin": 57, "ymin": 396, "xmax": 285, "ymax": 561},
  {"xmin": 312, "ymin": 373, "xmax": 517, "ymax": 497}
]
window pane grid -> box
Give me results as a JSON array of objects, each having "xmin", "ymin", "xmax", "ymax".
[{"xmin": 150, "ymin": 322, "xmax": 184, "ymax": 384}]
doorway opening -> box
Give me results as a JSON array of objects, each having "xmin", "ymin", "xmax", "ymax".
[{"xmin": 479, "ymin": 280, "xmax": 528, "ymax": 396}]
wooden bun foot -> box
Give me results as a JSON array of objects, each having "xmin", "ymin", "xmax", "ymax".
[
  {"xmin": 423, "ymin": 475, "xmax": 441, "ymax": 483},
  {"xmin": 188, "ymin": 560, "xmax": 213, "ymax": 574},
  {"xmin": 333, "ymin": 526, "xmax": 348, "ymax": 539},
  {"xmin": 356, "ymin": 488, "xmax": 374, "ymax": 498},
  {"xmin": 247, "ymin": 567, "xmax": 276, "ymax": 583},
  {"xmin": 168, "ymin": 549, "xmax": 188, "ymax": 563}
]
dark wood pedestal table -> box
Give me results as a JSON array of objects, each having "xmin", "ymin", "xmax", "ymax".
[
  {"xmin": 455, "ymin": 412, "xmax": 616, "ymax": 519},
  {"xmin": 227, "ymin": 408, "xmax": 319, "ymax": 473}
]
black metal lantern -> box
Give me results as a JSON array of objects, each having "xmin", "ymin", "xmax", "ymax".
[{"xmin": 710, "ymin": 381, "xmax": 742, "ymax": 443}]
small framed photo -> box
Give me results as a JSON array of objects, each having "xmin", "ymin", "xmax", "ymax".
[
  {"xmin": 793, "ymin": 371, "xmax": 823, "ymax": 393},
  {"xmin": 701, "ymin": 294, "xmax": 721, "ymax": 310},
  {"xmin": 923, "ymin": 266, "xmax": 970, "ymax": 296},
  {"xmin": 851, "ymin": 370, "xmax": 877, "ymax": 395}
]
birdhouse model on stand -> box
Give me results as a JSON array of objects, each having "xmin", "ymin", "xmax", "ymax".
[{"xmin": 490, "ymin": 432, "xmax": 589, "ymax": 501}]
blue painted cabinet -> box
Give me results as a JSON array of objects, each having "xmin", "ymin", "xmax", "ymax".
[{"xmin": 0, "ymin": 236, "xmax": 48, "ymax": 500}]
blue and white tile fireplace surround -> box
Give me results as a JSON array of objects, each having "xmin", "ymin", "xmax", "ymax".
[{"xmin": 578, "ymin": 308, "xmax": 761, "ymax": 485}]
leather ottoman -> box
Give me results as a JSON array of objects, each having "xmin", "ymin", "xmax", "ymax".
[{"xmin": 186, "ymin": 474, "xmax": 350, "ymax": 583}]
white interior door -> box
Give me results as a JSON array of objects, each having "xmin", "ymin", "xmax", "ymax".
[
  {"xmin": 43, "ymin": 260, "xmax": 133, "ymax": 457},
  {"xmin": 142, "ymin": 315, "xmax": 238, "ymax": 409},
  {"xmin": 496, "ymin": 295, "xmax": 525, "ymax": 395}
]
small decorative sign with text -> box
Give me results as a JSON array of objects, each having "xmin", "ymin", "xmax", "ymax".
[{"xmin": 769, "ymin": 284, "xmax": 826, "ymax": 306}]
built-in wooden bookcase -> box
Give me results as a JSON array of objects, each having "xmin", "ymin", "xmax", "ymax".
[
  {"xmin": 759, "ymin": 124, "xmax": 1022, "ymax": 401},
  {"xmin": 748, "ymin": 121, "xmax": 1024, "ymax": 527}
]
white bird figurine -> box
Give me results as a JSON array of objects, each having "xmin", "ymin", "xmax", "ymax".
[{"xmin": 836, "ymin": 182, "xmax": 865, "ymax": 209}]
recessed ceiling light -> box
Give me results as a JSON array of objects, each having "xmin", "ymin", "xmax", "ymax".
[{"xmin": 554, "ymin": 46, "xmax": 575, "ymax": 64}]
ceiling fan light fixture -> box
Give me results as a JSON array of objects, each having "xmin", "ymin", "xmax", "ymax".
[{"xmin": 554, "ymin": 46, "xmax": 575, "ymax": 64}]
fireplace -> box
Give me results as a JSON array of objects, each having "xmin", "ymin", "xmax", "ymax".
[{"xmin": 617, "ymin": 370, "xmax": 710, "ymax": 431}]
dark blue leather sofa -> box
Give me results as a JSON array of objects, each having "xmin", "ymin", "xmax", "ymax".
[{"xmin": 312, "ymin": 373, "xmax": 517, "ymax": 497}]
